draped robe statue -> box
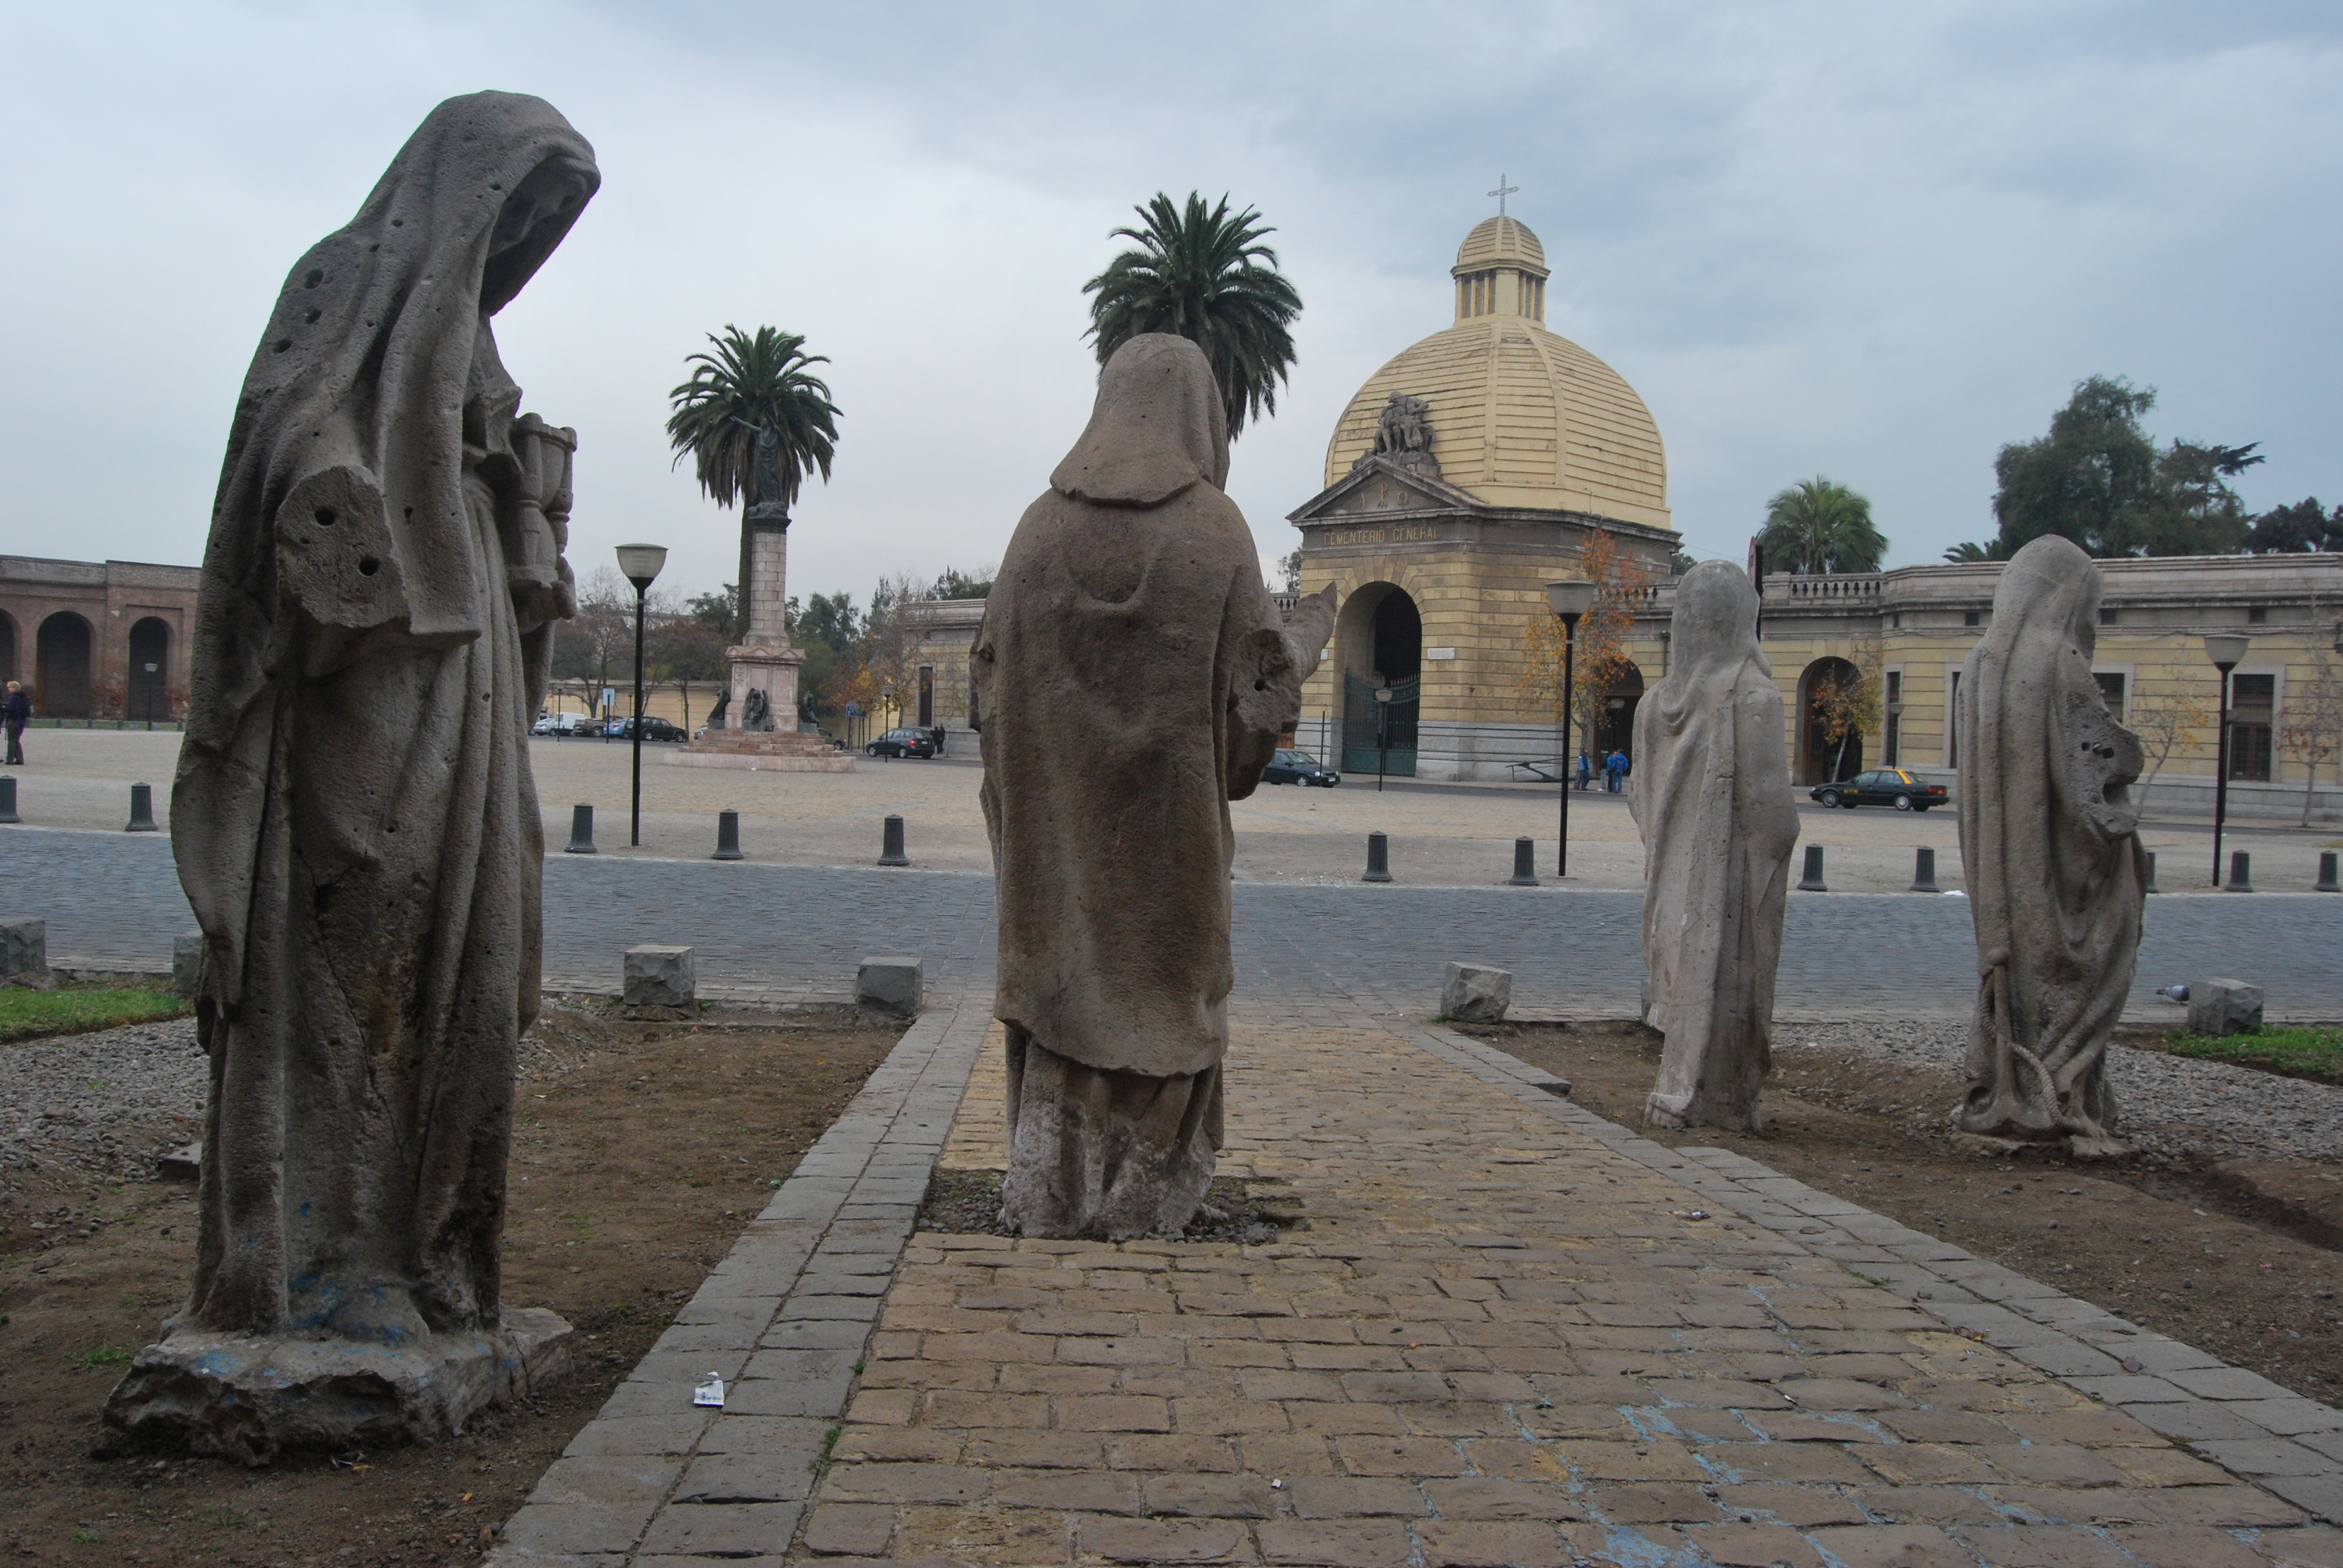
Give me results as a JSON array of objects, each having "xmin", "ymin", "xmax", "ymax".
[
  {"xmin": 975, "ymin": 335, "xmax": 1335, "ymax": 1240},
  {"xmin": 105, "ymin": 92, "xmax": 596, "ymax": 1460},
  {"xmin": 1955, "ymin": 535, "xmax": 2146, "ymax": 1157},
  {"xmin": 1631, "ymin": 562, "xmax": 1798, "ymax": 1131}
]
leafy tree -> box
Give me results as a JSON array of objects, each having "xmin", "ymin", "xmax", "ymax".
[
  {"xmin": 1084, "ymin": 192, "xmax": 1302, "ymax": 437},
  {"xmin": 790, "ymin": 590, "xmax": 861, "ymax": 650},
  {"xmin": 1279, "ymin": 547, "xmax": 1303, "ymax": 595},
  {"xmin": 1810, "ymin": 644, "xmax": 1884, "ymax": 783},
  {"xmin": 666, "ymin": 325, "xmax": 842, "ymax": 640},
  {"xmin": 2126, "ymin": 685, "xmax": 2212, "ymax": 815},
  {"xmin": 1514, "ymin": 532, "xmax": 1656, "ymax": 762},
  {"xmin": 1990, "ymin": 376, "xmax": 2260, "ymax": 558},
  {"xmin": 2249, "ymin": 497, "xmax": 2343, "ymax": 554},
  {"xmin": 1758, "ymin": 477, "xmax": 1887, "ymax": 574},
  {"xmin": 2280, "ymin": 647, "xmax": 2343, "ymax": 828},
  {"xmin": 1668, "ymin": 548, "xmax": 1697, "ymax": 576},
  {"xmin": 1941, "ymin": 538, "xmax": 2011, "ymax": 564},
  {"xmin": 929, "ymin": 566, "xmax": 995, "ymax": 600},
  {"xmin": 686, "ymin": 586, "xmax": 739, "ymax": 636},
  {"xmin": 647, "ymin": 610, "xmax": 727, "ymax": 732},
  {"xmin": 549, "ymin": 565, "xmax": 635, "ymax": 714}
]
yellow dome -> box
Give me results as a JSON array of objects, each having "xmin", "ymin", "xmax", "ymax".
[
  {"xmin": 1325, "ymin": 241, "xmax": 1670, "ymax": 529},
  {"xmin": 1454, "ymin": 215, "xmax": 1547, "ymax": 275}
]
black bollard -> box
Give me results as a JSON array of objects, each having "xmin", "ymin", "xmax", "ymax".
[
  {"xmin": 564, "ymin": 803, "xmax": 597, "ymax": 854},
  {"xmin": 1363, "ymin": 831, "xmax": 1392, "ymax": 884},
  {"xmin": 1797, "ymin": 844, "xmax": 1826, "ymax": 892},
  {"xmin": 1507, "ymin": 836, "xmax": 1538, "ymax": 887},
  {"xmin": 2226, "ymin": 850, "xmax": 2253, "ymax": 893},
  {"xmin": 1911, "ymin": 846, "xmax": 1939, "ymax": 893},
  {"xmin": 2318, "ymin": 851, "xmax": 2340, "ymax": 894},
  {"xmin": 125, "ymin": 782, "xmax": 159, "ymax": 833},
  {"xmin": 0, "ymin": 775, "xmax": 16, "ymax": 825},
  {"xmin": 712, "ymin": 808, "xmax": 744, "ymax": 861},
  {"xmin": 2145, "ymin": 851, "xmax": 2158, "ymax": 894},
  {"xmin": 878, "ymin": 814, "xmax": 909, "ymax": 867}
]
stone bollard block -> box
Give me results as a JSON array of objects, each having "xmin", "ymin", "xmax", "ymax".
[
  {"xmin": 0, "ymin": 917, "xmax": 51, "ymax": 990},
  {"xmin": 172, "ymin": 931, "xmax": 204, "ymax": 998},
  {"xmin": 126, "ymin": 781, "xmax": 159, "ymax": 832},
  {"xmin": 877, "ymin": 814, "xmax": 909, "ymax": 867},
  {"xmin": 0, "ymin": 774, "xmax": 18, "ymax": 825},
  {"xmin": 563, "ymin": 803, "xmax": 597, "ymax": 854},
  {"xmin": 856, "ymin": 955, "xmax": 923, "ymax": 1018},
  {"xmin": 2319, "ymin": 851, "xmax": 2341, "ymax": 894},
  {"xmin": 1363, "ymin": 831, "xmax": 1392, "ymax": 884},
  {"xmin": 1797, "ymin": 844, "xmax": 1826, "ymax": 892},
  {"xmin": 1507, "ymin": 837, "xmax": 1538, "ymax": 887},
  {"xmin": 2225, "ymin": 851, "xmax": 2253, "ymax": 893},
  {"xmin": 712, "ymin": 809, "xmax": 744, "ymax": 861},
  {"xmin": 1441, "ymin": 961, "xmax": 1512, "ymax": 1024},
  {"xmin": 2145, "ymin": 851, "xmax": 2158, "ymax": 894},
  {"xmin": 2187, "ymin": 977, "xmax": 2263, "ymax": 1037},
  {"xmin": 1911, "ymin": 846, "xmax": 1939, "ymax": 894},
  {"xmin": 624, "ymin": 944, "xmax": 696, "ymax": 1010}
]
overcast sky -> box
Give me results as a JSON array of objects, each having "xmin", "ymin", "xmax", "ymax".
[{"xmin": 5, "ymin": 2, "xmax": 2339, "ymax": 609}]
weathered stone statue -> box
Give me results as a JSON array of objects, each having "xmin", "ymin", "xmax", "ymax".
[
  {"xmin": 1955, "ymin": 535, "xmax": 2146, "ymax": 1158},
  {"xmin": 976, "ymin": 335, "xmax": 1335, "ymax": 1240},
  {"xmin": 1354, "ymin": 393, "xmax": 1441, "ymax": 479},
  {"xmin": 105, "ymin": 91, "xmax": 596, "ymax": 1462},
  {"xmin": 1631, "ymin": 561, "xmax": 1798, "ymax": 1131}
]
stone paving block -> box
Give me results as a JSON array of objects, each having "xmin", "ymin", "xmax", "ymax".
[
  {"xmin": 671, "ymin": 1450, "xmax": 822, "ymax": 1503},
  {"xmin": 2262, "ymin": 1472, "xmax": 2343, "ymax": 1525},
  {"xmin": 799, "ymin": 1502, "xmax": 896, "ymax": 1558},
  {"xmin": 1953, "ymin": 1524, "xmax": 2135, "ymax": 1568},
  {"xmin": 1254, "ymin": 1518, "xmax": 1412, "ymax": 1567},
  {"xmin": 525, "ymin": 1454, "xmax": 685, "ymax": 1508},
  {"xmin": 1416, "ymin": 1519, "xmax": 1573, "ymax": 1567},
  {"xmin": 1807, "ymin": 1524, "xmax": 1976, "ymax": 1568},
  {"xmin": 634, "ymin": 1501, "xmax": 801, "ymax": 1558},
  {"xmin": 2107, "ymin": 1524, "xmax": 2279, "ymax": 1568},
  {"xmin": 1683, "ymin": 1522, "xmax": 1827, "ymax": 1567},
  {"xmin": 2256, "ymin": 1526, "xmax": 2343, "ymax": 1566},
  {"xmin": 2192, "ymin": 1440, "xmax": 2336, "ymax": 1478}
]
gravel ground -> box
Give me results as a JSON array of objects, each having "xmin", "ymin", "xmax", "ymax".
[
  {"xmin": 1786, "ymin": 1016, "xmax": 2343, "ymax": 1163},
  {"xmin": 0, "ymin": 1016, "xmax": 206, "ymax": 1185}
]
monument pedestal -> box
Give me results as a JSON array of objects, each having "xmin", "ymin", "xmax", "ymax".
[
  {"xmin": 101, "ymin": 1307, "xmax": 572, "ymax": 1465},
  {"xmin": 669, "ymin": 641, "xmax": 853, "ymax": 772}
]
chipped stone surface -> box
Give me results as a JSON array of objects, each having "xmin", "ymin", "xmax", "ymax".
[{"xmin": 1440, "ymin": 962, "xmax": 1512, "ymax": 1024}]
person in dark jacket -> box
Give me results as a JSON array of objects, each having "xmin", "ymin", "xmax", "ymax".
[
  {"xmin": 3, "ymin": 681, "xmax": 28, "ymax": 766},
  {"xmin": 1606, "ymin": 749, "xmax": 1629, "ymax": 792}
]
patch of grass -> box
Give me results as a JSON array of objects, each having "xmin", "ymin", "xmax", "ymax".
[
  {"xmin": 71, "ymin": 1345, "xmax": 129, "ymax": 1370},
  {"xmin": 0, "ymin": 983, "xmax": 189, "ymax": 1044},
  {"xmin": 2146, "ymin": 1027, "xmax": 2343, "ymax": 1085}
]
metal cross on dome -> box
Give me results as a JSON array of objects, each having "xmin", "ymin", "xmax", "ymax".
[{"xmin": 1488, "ymin": 174, "xmax": 1519, "ymax": 215}]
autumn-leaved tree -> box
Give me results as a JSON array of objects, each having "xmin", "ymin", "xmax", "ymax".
[
  {"xmin": 2279, "ymin": 644, "xmax": 2343, "ymax": 827},
  {"xmin": 1515, "ymin": 532, "xmax": 1656, "ymax": 761},
  {"xmin": 1810, "ymin": 643, "xmax": 1884, "ymax": 783}
]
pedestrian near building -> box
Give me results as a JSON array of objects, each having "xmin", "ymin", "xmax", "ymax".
[
  {"xmin": 1606, "ymin": 748, "xmax": 1628, "ymax": 792},
  {"xmin": 4, "ymin": 681, "xmax": 27, "ymax": 766},
  {"xmin": 1576, "ymin": 750, "xmax": 1591, "ymax": 791}
]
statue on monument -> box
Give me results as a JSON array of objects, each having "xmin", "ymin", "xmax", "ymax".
[
  {"xmin": 1954, "ymin": 535, "xmax": 2146, "ymax": 1158},
  {"xmin": 977, "ymin": 335, "xmax": 1336, "ymax": 1240},
  {"xmin": 105, "ymin": 91, "xmax": 597, "ymax": 1461},
  {"xmin": 1353, "ymin": 391, "xmax": 1441, "ymax": 479},
  {"xmin": 1631, "ymin": 561, "xmax": 1798, "ymax": 1131},
  {"xmin": 740, "ymin": 686, "xmax": 772, "ymax": 731}
]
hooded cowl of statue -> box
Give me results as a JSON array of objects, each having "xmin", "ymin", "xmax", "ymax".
[
  {"xmin": 142, "ymin": 93, "xmax": 595, "ymax": 1380},
  {"xmin": 1955, "ymin": 535, "xmax": 2146, "ymax": 1157},
  {"xmin": 1631, "ymin": 561, "xmax": 1798, "ymax": 1131},
  {"xmin": 976, "ymin": 335, "xmax": 1334, "ymax": 1240}
]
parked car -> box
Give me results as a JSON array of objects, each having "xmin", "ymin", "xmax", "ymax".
[
  {"xmin": 602, "ymin": 716, "xmax": 686, "ymax": 742},
  {"xmin": 532, "ymin": 712, "xmax": 597, "ymax": 736},
  {"xmin": 1810, "ymin": 768, "xmax": 1946, "ymax": 811},
  {"xmin": 1261, "ymin": 748, "xmax": 1340, "ymax": 787},
  {"xmin": 867, "ymin": 727, "xmax": 937, "ymax": 759}
]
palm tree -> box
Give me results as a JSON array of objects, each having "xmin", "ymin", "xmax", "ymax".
[
  {"xmin": 1084, "ymin": 192, "xmax": 1302, "ymax": 437},
  {"xmin": 666, "ymin": 325, "xmax": 842, "ymax": 641},
  {"xmin": 1941, "ymin": 538, "xmax": 2011, "ymax": 564},
  {"xmin": 1758, "ymin": 477, "xmax": 1887, "ymax": 574}
]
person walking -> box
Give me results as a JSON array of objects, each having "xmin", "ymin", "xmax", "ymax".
[
  {"xmin": 3, "ymin": 681, "xmax": 27, "ymax": 767},
  {"xmin": 1606, "ymin": 748, "xmax": 1628, "ymax": 792},
  {"xmin": 1576, "ymin": 750, "xmax": 1591, "ymax": 791}
]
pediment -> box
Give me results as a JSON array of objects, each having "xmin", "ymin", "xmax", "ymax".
[{"xmin": 1287, "ymin": 457, "xmax": 1483, "ymax": 524}]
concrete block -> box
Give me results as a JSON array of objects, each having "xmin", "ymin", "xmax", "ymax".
[
  {"xmin": 0, "ymin": 917, "xmax": 50, "ymax": 990},
  {"xmin": 856, "ymin": 956, "xmax": 923, "ymax": 1018},
  {"xmin": 172, "ymin": 930, "xmax": 204, "ymax": 998},
  {"xmin": 2187, "ymin": 977, "xmax": 2263, "ymax": 1037},
  {"xmin": 624, "ymin": 944, "xmax": 697, "ymax": 1009},
  {"xmin": 1441, "ymin": 961, "xmax": 1512, "ymax": 1024}
]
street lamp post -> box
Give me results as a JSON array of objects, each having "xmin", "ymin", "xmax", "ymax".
[
  {"xmin": 1545, "ymin": 579, "xmax": 1596, "ymax": 877},
  {"xmin": 2204, "ymin": 633, "xmax": 2249, "ymax": 887},
  {"xmin": 1373, "ymin": 686, "xmax": 1393, "ymax": 791},
  {"xmin": 616, "ymin": 544, "xmax": 669, "ymax": 848}
]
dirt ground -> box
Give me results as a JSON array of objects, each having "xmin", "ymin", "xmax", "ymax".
[
  {"xmin": 1466, "ymin": 1021, "xmax": 2343, "ymax": 1408},
  {"xmin": 0, "ymin": 1002, "xmax": 902, "ymax": 1567}
]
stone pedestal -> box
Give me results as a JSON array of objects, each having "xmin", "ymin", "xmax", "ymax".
[
  {"xmin": 670, "ymin": 506, "xmax": 853, "ymax": 773},
  {"xmin": 102, "ymin": 1307, "xmax": 571, "ymax": 1465},
  {"xmin": 1441, "ymin": 961, "xmax": 1512, "ymax": 1023}
]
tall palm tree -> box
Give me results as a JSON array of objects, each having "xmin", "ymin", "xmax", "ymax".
[
  {"xmin": 1084, "ymin": 192, "xmax": 1302, "ymax": 437},
  {"xmin": 666, "ymin": 325, "xmax": 842, "ymax": 641},
  {"xmin": 1758, "ymin": 477, "xmax": 1888, "ymax": 574}
]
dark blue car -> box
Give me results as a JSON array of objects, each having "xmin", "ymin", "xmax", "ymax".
[{"xmin": 1261, "ymin": 748, "xmax": 1340, "ymax": 787}]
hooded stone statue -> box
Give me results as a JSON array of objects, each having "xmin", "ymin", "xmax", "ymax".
[
  {"xmin": 975, "ymin": 335, "xmax": 1334, "ymax": 1240},
  {"xmin": 106, "ymin": 93, "xmax": 595, "ymax": 1459},
  {"xmin": 1955, "ymin": 535, "xmax": 2146, "ymax": 1157},
  {"xmin": 1631, "ymin": 561, "xmax": 1798, "ymax": 1131}
]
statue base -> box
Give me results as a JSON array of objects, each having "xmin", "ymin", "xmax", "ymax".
[
  {"xmin": 99, "ymin": 1306, "xmax": 572, "ymax": 1466},
  {"xmin": 671, "ymin": 641, "xmax": 853, "ymax": 771}
]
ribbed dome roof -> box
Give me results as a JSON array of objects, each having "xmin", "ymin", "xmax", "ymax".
[
  {"xmin": 1454, "ymin": 215, "xmax": 1547, "ymax": 276},
  {"xmin": 1323, "ymin": 319, "xmax": 1669, "ymax": 529}
]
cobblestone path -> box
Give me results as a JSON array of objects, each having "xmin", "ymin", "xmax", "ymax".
[{"xmin": 10, "ymin": 829, "xmax": 2343, "ymax": 1018}]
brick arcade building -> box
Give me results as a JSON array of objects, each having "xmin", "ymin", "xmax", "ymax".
[{"xmin": 0, "ymin": 555, "xmax": 201, "ymax": 722}]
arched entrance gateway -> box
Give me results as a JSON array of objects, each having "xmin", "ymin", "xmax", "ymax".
[
  {"xmin": 36, "ymin": 612, "xmax": 93, "ymax": 718},
  {"xmin": 1595, "ymin": 667, "xmax": 1644, "ymax": 762},
  {"xmin": 127, "ymin": 616, "xmax": 171, "ymax": 723},
  {"xmin": 1797, "ymin": 656, "xmax": 1864, "ymax": 784},
  {"xmin": 1334, "ymin": 582, "xmax": 1421, "ymax": 776},
  {"xmin": 0, "ymin": 612, "xmax": 16, "ymax": 687}
]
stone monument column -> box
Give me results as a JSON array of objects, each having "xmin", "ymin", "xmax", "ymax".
[{"xmin": 725, "ymin": 505, "xmax": 805, "ymax": 728}]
